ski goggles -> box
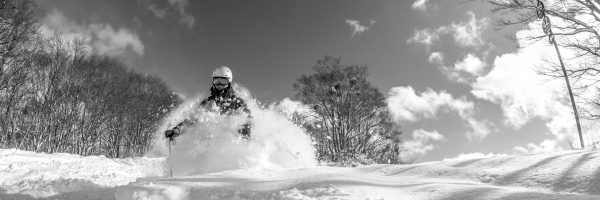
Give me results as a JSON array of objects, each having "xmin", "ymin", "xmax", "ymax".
[{"xmin": 213, "ymin": 77, "xmax": 230, "ymax": 85}]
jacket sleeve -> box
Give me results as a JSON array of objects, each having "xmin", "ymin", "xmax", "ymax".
[
  {"xmin": 169, "ymin": 119, "xmax": 191, "ymax": 138},
  {"xmin": 170, "ymin": 98, "xmax": 206, "ymax": 136}
]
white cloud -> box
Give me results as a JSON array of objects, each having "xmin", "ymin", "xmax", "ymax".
[
  {"xmin": 408, "ymin": 11, "xmax": 488, "ymax": 49},
  {"xmin": 89, "ymin": 24, "xmax": 145, "ymax": 56},
  {"xmin": 41, "ymin": 10, "xmax": 144, "ymax": 56},
  {"xmin": 387, "ymin": 86, "xmax": 459, "ymax": 122},
  {"xmin": 170, "ymin": 0, "xmax": 195, "ymax": 29},
  {"xmin": 146, "ymin": 3, "xmax": 168, "ymax": 18},
  {"xmin": 429, "ymin": 53, "xmax": 487, "ymax": 84},
  {"xmin": 407, "ymin": 27, "xmax": 445, "ymax": 49},
  {"xmin": 469, "ymin": 14, "xmax": 599, "ymax": 144},
  {"xmin": 471, "ymin": 31, "xmax": 567, "ymax": 132},
  {"xmin": 513, "ymin": 140, "xmax": 563, "ymax": 154},
  {"xmin": 411, "ymin": 0, "xmax": 441, "ymax": 12},
  {"xmin": 387, "ymin": 86, "xmax": 493, "ymax": 140},
  {"xmin": 450, "ymin": 11, "xmax": 488, "ymax": 48},
  {"xmin": 455, "ymin": 54, "xmax": 486, "ymax": 76},
  {"xmin": 139, "ymin": 0, "xmax": 195, "ymax": 29},
  {"xmin": 345, "ymin": 19, "xmax": 376, "ymax": 37},
  {"xmin": 411, "ymin": 0, "xmax": 430, "ymax": 11},
  {"xmin": 409, "ymin": 12, "xmax": 490, "ymax": 85},
  {"xmin": 428, "ymin": 52, "xmax": 444, "ymax": 64},
  {"xmin": 400, "ymin": 129, "xmax": 445, "ymax": 159},
  {"xmin": 466, "ymin": 118, "xmax": 493, "ymax": 141}
]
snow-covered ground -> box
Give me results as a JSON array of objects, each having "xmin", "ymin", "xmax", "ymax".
[
  {"xmin": 0, "ymin": 148, "xmax": 165, "ymax": 200},
  {"xmin": 2, "ymin": 148, "xmax": 600, "ymax": 200}
]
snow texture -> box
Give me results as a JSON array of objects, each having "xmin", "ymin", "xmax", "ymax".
[
  {"xmin": 0, "ymin": 148, "xmax": 165, "ymax": 199},
  {"xmin": 115, "ymin": 150, "xmax": 600, "ymax": 200},
  {"xmin": 3, "ymin": 148, "xmax": 600, "ymax": 199}
]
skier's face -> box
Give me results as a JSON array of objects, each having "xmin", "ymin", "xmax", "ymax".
[{"xmin": 213, "ymin": 77, "xmax": 229, "ymax": 90}]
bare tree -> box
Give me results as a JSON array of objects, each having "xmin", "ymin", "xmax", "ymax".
[
  {"xmin": 0, "ymin": 33, "xmax": 181, "ymax": 157},
  {"xmin": 0, "ymin": 0, "xmax": 181, "ymax": 157},
  {"xmin": 0, "ymin": 0, "xmax": 41, "ymax": 145},
  {"xmin": 294, "ymin": 56, "xmax": 403, "ymax": 164}
]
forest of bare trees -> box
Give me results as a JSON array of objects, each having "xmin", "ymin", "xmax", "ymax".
[
  {"xmin": 293, "ymin": 57, "xmax": 404, "ymax": 164},
  {"xmin": 0, "ymin": 0, "xmax": 180, "ymax": 157}
]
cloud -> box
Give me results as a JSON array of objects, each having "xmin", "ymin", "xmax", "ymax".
[
  {"xmin": 411, "ymin": 0, "xmax": 430, "ymax": 11},
  {"xmin": 41, "ymin": 10, "xmax": 144, "ymax": 56},
  {"xmin": 139, "ymin": 0, "xmax": 195, "ymax": 29},
  {"xmin": 469, "ymin": 15, "xmax": 599, "ymax": 145},
  {"xmin": 407, "ymin": 27, "xmax": 445, "ymax": 49},
  {"xmin": 169, "ymin": 0, "xmax": 195, "ymax": 28},
  {"xmin": 387, "ymin": 86, "xmax": 493, "ymax": 140},
  {"xmin": 345, "ymin": 19, "xmax": 376, "ymax": 37},
  {"xmin": 429, "ymin": 53, "xmax": 487, "ymax": 84},
  {"xmin": 470, "ymin": 31, "xmax": 568, "ymax": 134},
  {"xmin": 409, "ymin": 11, "xmax": 490, "ymax": 84},
  {"xmin": 450, "ymin": 11, "xmax": 488, "ymax": 48},
  {"xmin": 400, "ymin": 129, "xmax": 445, "ymax": 159},
  {"xmin": 428, "ymin": 52, "xmax": 444, "ymax": 64},
  {"xmin": 408, "ymin": 11, "xmax": 488, "ymax": 49},
  {"xmin": 89, "ymin": 24, "xmax": 145, "ymax": 56},
  {"xmin": 412, "ymin": 0, "xmax": 441, "ymax": 12},
  {"xmin": 387, "ymin": 86, "xmax": 461, "ymax": 122},
  {"xmin": 145, "ymin": 3, "xmax": 168, "ymax": 18},
  {"xmin": 513, "ymin": 140, "xmax": 563, "ymax": 154},
  {"xmin": 454, "ymin": 54, "xmax": 486, "ymax": 76}
]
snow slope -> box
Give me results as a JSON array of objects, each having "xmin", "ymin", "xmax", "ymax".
[
  {"xmin": 0, "ymin": 148, "xmax": 165, "ymax": 200},
  {"xmin": 2, "ymin": 148, "xmax": 600, "ymax": 199},
  {"xmin": 115, "ymin": 150, "xmax": 600, "ymax": 200}
]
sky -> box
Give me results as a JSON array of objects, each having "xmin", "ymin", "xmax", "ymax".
[{"xmin": 38, "ymin": 0, "xmax": 595, "ymax": 162}]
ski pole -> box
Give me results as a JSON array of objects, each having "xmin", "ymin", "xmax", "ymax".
[{"xmin": 168, "ymin": 138, "xmax": 173, "ymax": 177}]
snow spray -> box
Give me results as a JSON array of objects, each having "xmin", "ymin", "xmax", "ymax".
[{"xmin": 147, "ymin": 85, "xmax": 317, "ymax": 176}]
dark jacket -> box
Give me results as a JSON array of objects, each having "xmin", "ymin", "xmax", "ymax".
[
  {"xmin": 201, "ymin": 85, "xmax": 251, "ymax": 115},
  {"xmin": 170, "ymin": 85, "xmax": 252, "ymax": 138}
]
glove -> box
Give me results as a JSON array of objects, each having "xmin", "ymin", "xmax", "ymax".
[
  {"xmin": 164, "ymin": 128, "xmax": 180, "ymax": 141},
  {"xmin": 238, "ymin": 123, "xmax": 251, "ymax": 139}
]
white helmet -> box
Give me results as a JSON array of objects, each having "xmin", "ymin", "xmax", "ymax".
[{"xmin": 212, "ymin": 66, "xmax": 233, "ymax": 82}]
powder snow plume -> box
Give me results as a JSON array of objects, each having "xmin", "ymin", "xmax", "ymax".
[{"xmin": 147, "ymin": 85, "xmax": 316, "ymax": 176}]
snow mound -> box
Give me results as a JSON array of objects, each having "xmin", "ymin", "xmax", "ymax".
[
  {"xmin": 148, "ymin": 87, "xmax": 317, "ymax": 176},
  {"xmin": 0, "ymin": 148, "xmax": 165, "ymax": 199}
]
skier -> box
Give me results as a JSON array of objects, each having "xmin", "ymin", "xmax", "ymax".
[{"xmin": 164, "ymin": 66, "xmax": 252, "ymax": 141}]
